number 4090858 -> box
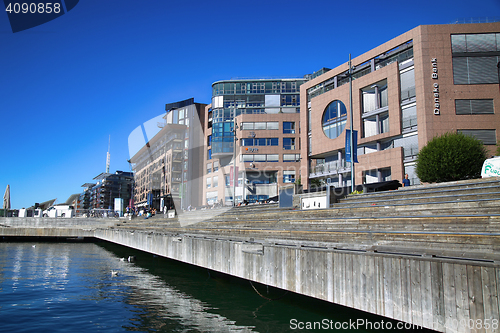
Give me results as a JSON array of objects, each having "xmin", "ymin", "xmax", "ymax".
[{"xmin": 5, "ymin": 2, "xmax": 61, "ymax": 14}]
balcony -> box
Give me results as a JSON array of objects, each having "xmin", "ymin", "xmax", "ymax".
[{"xmin": 309, "ymin": 160, "xmax": 351, "ymax": 178}]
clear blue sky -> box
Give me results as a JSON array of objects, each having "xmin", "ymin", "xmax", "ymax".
[{"xmin": 1, "ymin": 0, "xmax": 499, "ymax": 209}]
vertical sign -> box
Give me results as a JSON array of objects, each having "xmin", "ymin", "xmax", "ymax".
[
  {"xmin": 345, "ymin": 129, "xmax": 358, "ymax": 163},
  {"xmin": 230, "ymin": 166, "xmax": 239, "ymax": 186}
]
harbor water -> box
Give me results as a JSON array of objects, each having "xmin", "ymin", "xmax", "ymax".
[{"xmin": 0, "ymin": 241, "xmax": 433, "ymax": 332}]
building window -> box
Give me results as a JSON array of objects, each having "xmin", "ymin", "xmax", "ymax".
[
  {"xmin": 283, "ymin": 122, "xmax": 295, "ymax": 134},
  {"xmin": 213, "ymin": 160, "xmax": 219, "ymax": 172},
  {"xmin": 283, "ymin": 154, "xmax": 301, "ymax": 162},
  {"xmin": 207, "ymin": 163, "xmax": 212, "ymax": 174},
  {"xmin": 207, "ymin": 135, "xmax": 212, "ymax": 146},
  {"xmin": 283, "ymin": 138, "xmax": 295, "ymax": 150},
  {"xmin": 322, "ymin": 100, "xmax": 347, "ymax": 139},
  {"xmin": 206, "ymin": 178, "xmax": 211, "ymax": 188},
  {"xmin": 402, "ymin": 103, "xmax": 417, "ymax": 130},
  {"xmin": 283, "ymin": 170, "xmax": 296, "ymax": 183},
  {"xmin": 207, "ymin": 149, "xmax": 212, "ymax": 160},
  {"xmin": 363, "ymin": 112, "xmax": 389, "ymax": 138},
  {"xmin": 363, "ymin": 167, "xmax": 391, "ymax": 184},
  {"xmin": 457, "ymin": 129, "xmax": 497, "ymax": 145},
  {"xmin": 240, "ymin": 154, "xmax": 279, "ymax": 162},
  {"xmin": 206, "ymin": 191, "xmax": 218, "ymax": 205},
  {"xmin": 213, "ymin": 176, "xmax": 218, "ymax": 188},
  {"xmin": 400, "ymin": 68, "xmax": 415, "ymax": 101},
  {"xmin": 361, "ymin": 80, "xmax": 388, "ymax": 113},
  {"xmin": 267, "ymin": 154, "xmax": 279, "ymax": 162},
  {"xmin": 241, "ymin": 122, "xmax": 279, "ymax": 130},
  {"xmin": 451, "ymin": 33, "xmax": 500, "ymax": 85},
  {"xmin": 455, "ymin": 99, "xmax": 494, "ymax": 115},
  {"xmin": 241, "ymin": 138, "xmax": 279, "ymax": 146}
]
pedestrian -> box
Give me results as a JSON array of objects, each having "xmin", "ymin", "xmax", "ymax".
[{"xmin": 402, "ymin": 173, "xmax": 410, "ymax": 187}]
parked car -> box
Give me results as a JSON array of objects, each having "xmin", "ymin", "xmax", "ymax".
[{"xmin": 43, "ymin": 205, "xmax": 75, "ymax": 218}]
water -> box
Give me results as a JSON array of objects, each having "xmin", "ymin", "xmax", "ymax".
[{"xmin": 0, "ymin": 241, "xmax": 433, "ymax": 332}]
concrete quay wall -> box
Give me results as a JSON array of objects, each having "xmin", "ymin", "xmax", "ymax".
[
  {"xmin": 0, "ymin": 217, "xmax": 118, "ymax": 238},
  {"xmin": 95, "ymin": 228, "xmax": 500, "ymax": 333}
]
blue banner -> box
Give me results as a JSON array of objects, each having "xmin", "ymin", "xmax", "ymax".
[{"xmin": 345, "ymin": 129, "xmax": 358, "ymax": 163}]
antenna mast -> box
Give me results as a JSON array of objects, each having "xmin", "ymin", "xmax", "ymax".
[{"xmin": 106, "ymin": 135, "xmax": 110, "ymax": 173}]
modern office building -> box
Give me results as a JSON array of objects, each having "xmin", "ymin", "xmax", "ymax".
[
  {"xmin": 130, "ymin": 98, "xmax": 206, "ymax": 212},
  {"xmin": 204, "ymin": 77, "xmax": 318, "ymax": 205},
  {"xmin": 300, "ymin": 22, "xmax": 500, "ymax": 190}
]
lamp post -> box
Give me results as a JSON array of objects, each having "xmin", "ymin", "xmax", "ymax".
[
  {"xmin": 497, "ymin": 61, "xmax": 500, "ymax": 93},
  {"xmin": 232, "ymin": 118, "xmax": 239, "ymax": 207},
  {"xmin": 348, "ymin": 54, "xmax": 355, "ymax": 192}
]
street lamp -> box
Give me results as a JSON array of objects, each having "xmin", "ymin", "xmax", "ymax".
[
  {"xmin": 497, "ymin": 61, "xmax": 500, "ymax": 93},
  {"xmin": 348, "ymin": 54, "xmax": 355, "ymax": 192},
  {"xmin": 232, "ymin": 118, "xmax": 239, "ymax": 207}
]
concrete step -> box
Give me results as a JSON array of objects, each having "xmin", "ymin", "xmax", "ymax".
[
  {"xmin": 207, "ymin": 199, "xmax": 500, "ymax": 222},
  {"xmin": 339, "ymin": 185, "xmax": 500, "ymax": 205}
]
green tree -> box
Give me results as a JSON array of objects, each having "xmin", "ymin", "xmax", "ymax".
[
  {"xmin": 416, "ymin": 132, "xmax": 487, "ymax": 183},
  {"xmin": 496, "ymin": 141, "xmax": 500, "ymax": 156}
]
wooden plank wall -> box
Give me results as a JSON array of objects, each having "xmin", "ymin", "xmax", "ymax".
[{"xmin": 95, "ymin": 229, "xmax": 500, "ymax": 333}]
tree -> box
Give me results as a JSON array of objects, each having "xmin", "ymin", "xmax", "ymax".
[
  {"xmin": 496, "ymin": 141, "xmax": 500, "ymax": 156},
  {"xmin": 416, "ymin": 132, "xmax": 487, "ymax": 183}
]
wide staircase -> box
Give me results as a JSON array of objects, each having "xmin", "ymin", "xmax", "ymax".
[{"xmin": 115, "ymin": 177, "xmax": 500, "ymax": 262}]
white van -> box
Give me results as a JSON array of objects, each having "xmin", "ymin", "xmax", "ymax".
[{"xmin": 43, "ymin": 205, "xmax": 75, "ymax": 218}]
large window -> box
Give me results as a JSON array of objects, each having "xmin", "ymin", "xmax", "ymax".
[
  {"xmin": 241, "ymin": 122, "xmax": 279, "ymax": 130},
  {"xmin": 283, "ymin": 138, "xmax": 295, "ymax": 150},
  {"xmin": 400, "ymin": 68, "xmax": 415, "ymax": 101},
  {"xmin": 452, "ymin": 33, "xmax": 500, "ymax": 85},
  {"xmin": 458, "ymin": 129, "xmax": 496, "ymax": 145},
  {"xmin": 241, "ymin": 138, "xmax": 279, "ymax": 146},
  {"xmin": 455, "ymin": 99, "xmax": 494, "ymax": 115},
  {"xmin": 240, "ymin": 154, "xmax": 280, "ymax": 162},
  {"xmin": 283, "ymin": 122, "xmax": 295, "ymax": 134},
  {"xmin": 363, "ymin": 112, "xmax": 389, "ymax": 138},
  {"xmin": 283, "ymin": 170, "xmax": 296, "ymax": 183},
  {"xmin": 283, "ymin": 154, "xmax": 301, "ymax": 162},
  {"xmin": 322, "ymin": 100, "xmax": 347, "ymax": 139},
  {"xmin": 402, "ymin": 103, "xmax": 417, "ymax": 130},
  {"xmin": 361, "ymin": 80, "xmax": 388, "ymax": 113},
  {"xmin": 363, "ymin": 168, "xmax": 391, "ymax": 184}
]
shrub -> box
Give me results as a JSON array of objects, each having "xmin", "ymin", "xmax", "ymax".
[{"xmin": 416, "ymin": 132, "xmax": 487, "ymax": 183}]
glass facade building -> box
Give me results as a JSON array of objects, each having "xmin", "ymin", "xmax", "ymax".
[
  {"xmin": 211, "ymin": 79, "xmax": 305, "ymax": 158},
  {"xmin": 205, "ymin": 78, "xmax": 309, "ymax": 205}
]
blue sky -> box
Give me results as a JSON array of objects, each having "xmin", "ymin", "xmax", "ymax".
[{"xmin": 1, "ymin": 0, "xmax": 499, "ymax": 209}]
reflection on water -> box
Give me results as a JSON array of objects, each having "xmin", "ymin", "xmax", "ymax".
[{"xmin": 0, "ymin": 241, "xmax": 429, "ymax": 332}]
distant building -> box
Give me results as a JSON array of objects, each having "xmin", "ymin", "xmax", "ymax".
[
  {"xmin": 300, "ymin": 22, "xmax": 500, "ymax": 190},
  {"xmin": 80, "ymin": 171, "xmax": 134, "ymax": 211},
  {"xmin": 130, "ymin": 98, "xmax": 206, "ymax": 212}
]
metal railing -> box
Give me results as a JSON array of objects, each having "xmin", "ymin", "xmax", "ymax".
[{"xmin": 310, "ymin": 160, "xmax": 349, "ymax": 177}]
